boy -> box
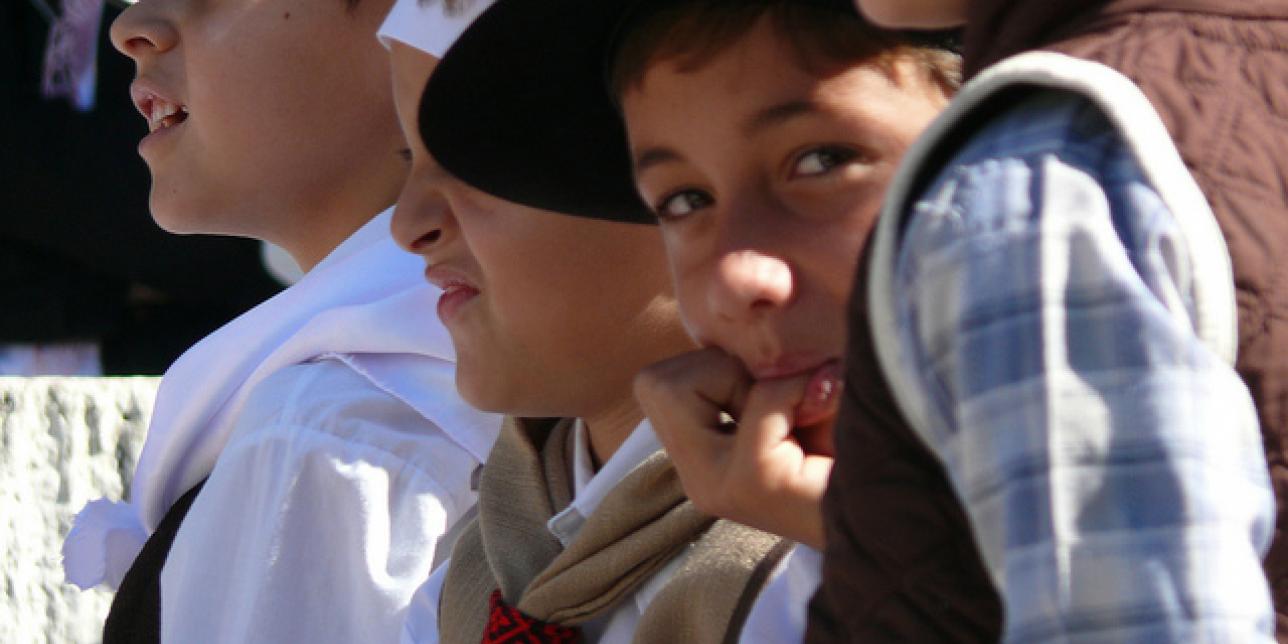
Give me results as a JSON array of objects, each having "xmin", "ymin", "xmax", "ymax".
[
  {"xmin": 61, "ymin": 0, "xmax": 501, "ymax": 641},
  {"xmin": 805, "ymin": 1, "xmax": 1286, "ymax": 640},
  {"xmin": 407, "ymin": 0, "xmax": 960, "ymax": 640},
  {"xmin": 390, "ymin": 2, "xmax": 829, "ymax": 641}
]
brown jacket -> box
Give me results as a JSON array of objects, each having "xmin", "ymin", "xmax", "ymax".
[{"xmin": 809, "ymin": 1, "xmax": 1288, "ymax": 641}]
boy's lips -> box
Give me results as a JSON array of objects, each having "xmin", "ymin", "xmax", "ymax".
[
  {"xmin": 793, "ymin": 359, "xmax": 843, "ymax": 429},
  {"xmin": 749, "ymin": 353, "xmax": 834, "ymax": 381},
  {"xmin": 129, "ymin": 81, "xmax": 189, "ymax": 135},
  {"xmin": 749, "ymin": 356, "xmax": 844, "ymax": 429},
  {"xmin": 424, "ymin": 265, "xmax": 480, "ymax": 323}
]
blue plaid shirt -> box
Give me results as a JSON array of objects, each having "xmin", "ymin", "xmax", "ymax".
[{"xmin": 892, "ymin": 90, "xmax": 1275, "ymax": 641}]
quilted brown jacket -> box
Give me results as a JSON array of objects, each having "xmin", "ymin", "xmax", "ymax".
[{"xmin": 809, "ymin": 1, "xmax": 1288, "ymax": 641}]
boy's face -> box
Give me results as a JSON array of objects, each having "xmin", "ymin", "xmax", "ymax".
[
  {"xmin": 622, "ymin": 17, "xmax": 946, "ymax": 410},
  {"xmin": 389, "ymin": 43, "xmax": 691, "ymax": 418},
  {"xmin": 852, "ymin": 0, "xmax": 968, "ymax": 29},
  {"xmin": 110, "ymin": 0, "xmax": 404, "ymax": 240}
]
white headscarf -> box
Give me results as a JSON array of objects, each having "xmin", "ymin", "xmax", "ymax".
[
  {"xmin": 64, "ymin": 0, "xmax": 507, "ymax": 591},
  {"xmin": 377, "ymin": 0, "xmax": 495, "ymax": 57},
  {"xmin": 62, "ymin": 211, "xmax": 501, "ymax": 589}
]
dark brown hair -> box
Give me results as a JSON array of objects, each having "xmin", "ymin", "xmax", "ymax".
[{"xmin": 610, "ymin": 0, "xmax": 961, "ymax": 100}]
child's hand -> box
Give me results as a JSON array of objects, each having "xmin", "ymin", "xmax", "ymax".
[{"xmin": 635, "ymin": 347, "xmax": 836, "ymax": 549}]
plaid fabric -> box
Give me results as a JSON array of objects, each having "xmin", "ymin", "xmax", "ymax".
[
  {"xmin": 482, "ymin": 590, "xmax": 581, "ymax": 644},
  {"xmin": 890, "ymin": 90, "xmax": 1275, "ymax": 641}
]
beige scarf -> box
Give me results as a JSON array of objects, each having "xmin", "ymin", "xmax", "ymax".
[{"xmin": 440, "ymin": 418, "xmax": 788, "ymax": 643}]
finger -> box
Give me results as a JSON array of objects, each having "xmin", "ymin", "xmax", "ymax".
[
  {"xmin": 795, "ymin": 420, "xmax": 836, "ymax": 458},
  {"xmin": 659, "ymin": 421, "xmax": 734, "ymax": 498},
  {"xmin": 635, "ymin": 347, "xmax": 752, "ymax": 433},
  {"xmin": 733, "ymin": 375, "xmax": 810, "ymax": 467},
  {"xmin": 669, "ymin": 346, "xmax": 753, "ymax": 422},
  {"xmin": 634, "ymin": 350, "xmax": 746, "ymax": 495}
]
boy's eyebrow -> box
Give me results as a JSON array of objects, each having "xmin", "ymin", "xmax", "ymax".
[
  {"xmin": 634, "ymin": 147, "xmax": 684, "ymax": 175},
  {"xmin": 633, "ymin": 100, "xmax": 821, "ymax": 175},
  {"xmin": 741, "ymin": 100, "xmax": 819, "ymax": 137}
]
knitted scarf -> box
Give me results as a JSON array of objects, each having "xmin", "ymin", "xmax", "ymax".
[{"xmin": 439, "ymin": 418, "xmax": 787, "ymax": 643}]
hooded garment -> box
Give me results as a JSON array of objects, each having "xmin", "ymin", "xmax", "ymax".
[
  {"xmin": 810, "ymin": 0, "xmax": 1288, "ymax": 641},
  {"xmin": 82, "ymin": 209, "xmax": 502, "ymax": 644},
  {"xmin": 77, "ymin": 0, "xmax": 510, "ymax": 638}
]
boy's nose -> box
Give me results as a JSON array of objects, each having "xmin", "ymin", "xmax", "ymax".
[
  {"xmin": 109, "ymin": 1, "xmax": 179, "ymax": 60},
  {"xmin": 391, "ymin": 173, "xmax": 454, "ymax": 254},
  {"xmin": 707, "ymin": 250, "xmax": 794, "ymax": 324}
]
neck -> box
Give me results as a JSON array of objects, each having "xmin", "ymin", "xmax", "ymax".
[
  {"xmin": 277, "ymin": 206, "xmax": 381, "ymax": 272},
  {"xmin": 582, "ymin": 396, "xmax": 645, "ymax": 468},
  {"xmin": 280, "ymin": 211, "xmax": 368, "ymax": 271},
  {"xmin": 276, "ymin": 160, "xmax": 405, "ymax": 271}
]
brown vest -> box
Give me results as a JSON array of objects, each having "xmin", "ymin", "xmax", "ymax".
[{"xmin": 809, "ymin": 3, "xmax": 1288, "ymax": 641}]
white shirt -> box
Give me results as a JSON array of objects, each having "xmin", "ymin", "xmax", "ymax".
[
  {"xmin": 161, "ymin": 356, "xmax": 482, "ymax": 643},
  {"xmin": 66, "ymin": 209, "xmax": 499, "ymax": 594},
  {"xmin": 741, "ymin": 543, "xmax": 821, "ymax": 644},
  {"xmin": 377, "ymin": 0, "xmax": 494, "ymax": 57},
  {"xmin": 401, "ymin": 421, "xmax": 821, "ymax": 643}
]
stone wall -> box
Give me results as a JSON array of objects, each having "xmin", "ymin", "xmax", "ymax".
[{"xmin": 0, "ymin": 378, "xmax": 158, "ymax": 644}]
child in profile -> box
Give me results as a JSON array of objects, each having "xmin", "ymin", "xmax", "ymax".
[{"xmin": 62, "ymin": 0, "xmax": 501, "ymax": 641}]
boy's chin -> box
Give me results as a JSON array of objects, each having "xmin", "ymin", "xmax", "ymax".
[
  {"xmin": 455, "ymin": 365, "xmax": 597, "ymax": 421},
  {"xmin": 147, "ymin": 197, "xmax": 199, "ymax": 235},
  {"xmin": 454, "ymin": 366, "xmax": 523, "ymax": 416},
  {"xmin": 147, "ymin": 190, "xmax": 241, "ymax": 237},
  {"xmin": 147, "ymin": 186, "xmax": 205, "ymax": 234}
]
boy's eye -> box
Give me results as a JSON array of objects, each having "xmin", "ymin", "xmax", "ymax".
[
  {"xmin": 397, "ymin": 148, "xmax": 413, "ymax": 163},
  {"xmin": 790, "ymin": 146, "xmax": 859, "ymax": 178},
  {"xmin": 654, "ymin": 189, "xmax": 713, "ymax": 220}
]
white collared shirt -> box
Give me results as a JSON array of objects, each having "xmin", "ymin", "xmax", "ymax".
[
  {"xmin": 741, "ymin": 543, "xmax": 821, "ymax": 643},
  {"xmin": 549, "ymin": 420, "xmax": 684, "ymax": 642},
  {"xmin": 401, "ymin": 420, "xmax": 821, "ymax": 643},
  {"xmin": 545, "ymin": 418, "xmax": 663, "ymax": 547},
  {"xmin": 161, "ymin": 357, "xmax": 484, "ymax": 644}
]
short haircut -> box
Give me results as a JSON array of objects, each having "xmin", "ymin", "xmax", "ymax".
[{"xmin": 610, "ymin": 0, "xmax": 961, "ymax": 100}]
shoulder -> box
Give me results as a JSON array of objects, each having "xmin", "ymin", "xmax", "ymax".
[
  {"xmin": 952, "ymin": 88, "xmax": 1120, "ymax": 166},
  {"xmin": 900, "ymin": 87, "xmax": 1172, "ymax": 264},
  {"xmin": 237, "ymin": 357, "xmax": 420, "ymax": 433},
  {"xmin": 926, "ymin": 87, "xmax": 1142, "ymax": 223},
  {"xmin": 227, "ymin": 357, "xmax": 478, "ymax": 481}
]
